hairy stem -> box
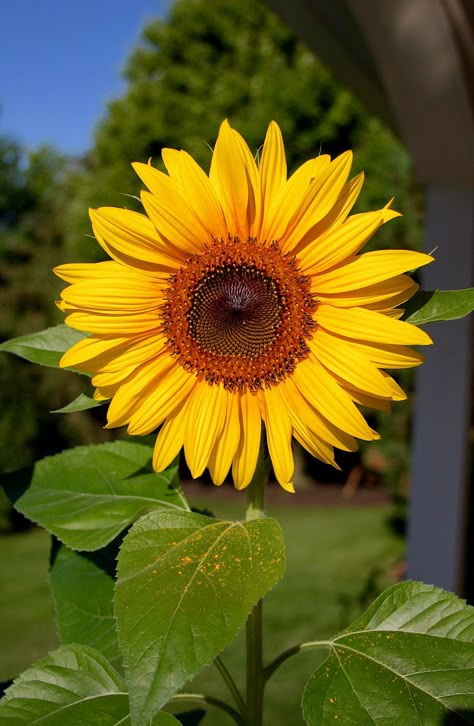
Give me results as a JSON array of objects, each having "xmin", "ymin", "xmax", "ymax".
[{"xmin": 245, "ymin": 440, "xmax": 271, "ymax": 725}]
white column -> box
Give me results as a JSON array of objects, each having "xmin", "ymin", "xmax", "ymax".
[{"xmin": 407, "ymin": 185, "xmax": 474, "ymax": 593}]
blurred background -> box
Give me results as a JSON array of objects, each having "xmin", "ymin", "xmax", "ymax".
[
  {"xmin": 0, "ymin": 0, "xmax": 424, "ymax": 489},
  {"xmin": 0, "ymin": 1, "xmax": 472, "ymax": 722}
]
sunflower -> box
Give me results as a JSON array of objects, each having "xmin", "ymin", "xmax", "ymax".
[{"xmin": 55, "ymin": 120, "xmax": 432, "ymax": 492}]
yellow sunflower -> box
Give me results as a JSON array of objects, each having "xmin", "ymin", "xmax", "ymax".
[{"xmin": 55, "ymin": 120, "xmax": 432, "ymax": 493}]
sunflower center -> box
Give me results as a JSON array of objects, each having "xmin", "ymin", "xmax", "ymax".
[
  {"xmin": 162, "ymin": 236, "xmax": 317, "ymax": 391},
  {"xmin": 188, "ymin": 266, "xmax": 283, "ymax": 358}
]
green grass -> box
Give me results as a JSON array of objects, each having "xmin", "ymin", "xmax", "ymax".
[
  {"xmin": 0, "ymin": 497, "xmax": 404, "ymax": 724},
  {"xmin": 0, "ymin": 527, "xmax": 59, "ymax": 683}
]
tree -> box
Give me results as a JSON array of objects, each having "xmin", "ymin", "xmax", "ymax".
[
  {"xmin": 66, "ymin": 0, "xmax": 422, "ymax": 260},
  {"xmin": 0, "ymin": 142, "xmax": 108, "ymax": 474}
]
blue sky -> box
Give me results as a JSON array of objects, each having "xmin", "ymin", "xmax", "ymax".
[{"xmin": 0, "ymin": 0, "xmax": 172, "ymax": 155}]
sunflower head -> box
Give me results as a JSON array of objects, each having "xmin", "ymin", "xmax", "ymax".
[{"xmin": 55, "ymin": 120, "xmax": 433, "ymax": 493}]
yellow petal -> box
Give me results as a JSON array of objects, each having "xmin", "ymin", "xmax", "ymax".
[
  {"xmin": 292, "ymin": 356, "xmax": 376, "ymax": 440},
  {"xmin": 64, "ymin": 310, "xmax": 160, "ymax": 334},
  {"xmin": 279, "ymin": 377, "xmax": 358, "ymax": 452},
  {"xmin": 310, "ymin": 329, "xmax": 393, "ymax": 397},
  {"xmin": 313, "ymin": 250, "xmax": 433, "ymax": 293},
  {"xmin": 54, "ymin": 261, "xmax": 127, "ymax": 283},
  {"xmin": 341, "ymin": 339, "xmax": 424, "ymax": 369},
  {"xmin": 259, "ymin": 121, "xmax": 287, "ymax": 210},
  {"xmin": 316, "ymin": 304, "xmax": 433, "ymax": 346},
  {"xmin": 346, "ymin": 386, "xmax": 392, "ymax": 412},
  {"xmin": 92, "ymin": 364, "xmax": 137, "ymax": 389},
  {"xmin": 280, "ymin": 151, "xmax": 354, "ymax": 253},
  {"xmin": 232, "ymin": 391, "xmax": 261, "ymax": 490},
  {"xmin": 105, "ymin": 354, "xmax": 177, "ymax": 428},
  {"xmin": 89, "ymin": 207, "xmax": 182, "ymax": 271},
  {"xmin": 60, "ymin": 276, "xmax": 162, "ymax": 313},
  {"xmin": 313, "ymin": 276, "xmax": 417, "ymax": 308},
  {"xmin": 127, "ymin": 365, "xmax": 197, "ymax": 435},
  {"xmin": 152, "ymin": 397, "xmax": 191, "ymax": 472},
  {"xmin": 162, "ymin": 149, "xmax": 228, "ymax": 239},
  {"xmin": 291, "ymin": 172, "xmax": 364, "ymax": 256},
  {"xmin": 93, "ymin": 388, "xmax": 111, "ymax": 402},
  {"xmin": 90, "ymin": 334, "xmax": 167, "ymax": 375},
  {"xmin": 293, "ymin": 428, "xmax": 339, "ymax": 468},
  {"xmin": 297, "ymin": 208, "xmax": 401, "ymax": 276},
  {"xmin": 208, "ymin": 391, "xmax": 240, "ymax": 485},
  {"xmin": 209, "ymin": 120, "xmax": 261, "ymax": 239},
  {"xmin": 60, "ymin": 334, "xmax": 126, "ymax": 369},
  {"xmin": 260, "ymin": 387, "xmax": 295, "ymax": 492},
  {"xmin": 381, "ymin": 372, "xmax": 407, "ymax": 401},
  {"xmin": 134, "ymin": 162, "xmax": 210, "ymax": 254},
  {"xmin": 262, "ymin": 154, "xmax": 331, "ymax": 243},
  {"xmin": 184, "ymin": 382, "xmax": 227, "ymax": 478}
]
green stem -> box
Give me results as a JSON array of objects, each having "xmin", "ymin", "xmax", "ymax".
[
  {"xmin": 245, "ymin": 440, "xmax": 270, "ymax": 726},
  {"xmin": 263, "ymin": 640, "xmax": 332, "ymax": 683},
  {"xmin": 214, "ymin": 655, "xmax": 247, "ymax": 717},
  {"xmin": 169, "ymin": 692, "xmax": 246, "ymax": 725}
]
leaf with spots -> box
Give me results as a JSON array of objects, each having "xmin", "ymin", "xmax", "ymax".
[
  {"xmin": 302, "ymin": 580, "xmax": 474, "ymax": 725},
  {"xmin": 115, "ymin": 509, "xmax": 285, "ymax": 724}
]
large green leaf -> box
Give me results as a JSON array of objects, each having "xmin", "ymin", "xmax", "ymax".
[
  {"xmin": 0, "ymin": 324, "xmax": 87, "ymax": 368},
  {"xmin": 50, "ymin": 539, "xmax": 120, "ymax": 662},
  {"xmin": 302, "ymin": 581, "xmax": 474, "ymax": 725},
  {"xmin": 115, "ymin": 509, "xmax": 285, "ymax": 724},
  {"xmin": 405, "ymin": 288, "xmax": 474, "ymax": 325},
  {"xmin": 1, "ymin": 441, "xmax": 187, "ymax": 550},
  {"xmin": 0, "ymin": 644, "xmax": 179, "ymax": 724}
]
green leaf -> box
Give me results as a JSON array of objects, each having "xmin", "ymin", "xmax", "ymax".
[
  {"xmin": 0, "ymin": 643, "xmax": 125, "ymax": 724},
  {"xmin": 404, "ymin": 288, "xmax": 474, "ymax": 325},
  {"xmin": 0, "ymin": 324, "xmax": 87, "ymax": 368},
  {"xmin": 1, "ymin": 441, "xmax": 188, "ymax": 551},
  {"xmin": 50, "ymin": 539, "xmax": 120, "ymax": 662},
  {"xmin": 302, "ymin": 580, "xmax": 474, "ymax": 725},
  {"xmin": 115, "ymin": 509, "xmax": 285, "ymax": 724},
  {"xmin": 52, "ymin": 384, "xmax": 105, "ymax": 413},
  {"xmin": 0, "ymin": 643, "xmax": 180, "ymax": 724}
]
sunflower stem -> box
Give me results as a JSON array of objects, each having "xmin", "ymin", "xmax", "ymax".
[
  {"xmin": 214, "ymin": 655, "xmax": 247, "ymax": 717},
  {"xmin": 245, "ymin": 440, "xmax": 270, "ymax": 726}
]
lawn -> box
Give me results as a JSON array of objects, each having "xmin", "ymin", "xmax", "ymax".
[{"xmin": 0, "ymin": 494, "xmax": 404, "ymax": 724}]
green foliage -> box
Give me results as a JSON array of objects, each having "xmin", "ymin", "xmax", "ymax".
[
  {"xmin": 1, "ymin": 441, "xmax": 184, "ymax": 550},
  {"xmin": 0, "ymin": 143, "xmax": 106, "ymax": 472},
  {"xmin": 116, "ymin": 509, "xmax": 285, "ymax": 722},
  {"xmin": 405, "ymin": 288, "xmax": 474, "ymax": 325},
  {"xmin": 50, "ymin": 540, "xmax": 121, "ymax": 662},
  {"xmin": 0, "ymin": 324, "xmax": 87, "ymax": 369},
  {"xmin": 0, "ymin": 643, "xmax": 180, "ymax": 724},
  {"xmin": 4, "ymin": 0, "xmax": 472, "ymax": 722},
  {"xmin": 302, "ymin": 581, "xmax": 474, "ymax": 724},
  {"xmin": 66, "ymin": 0, "xmax": 419, "ymax": 261}
]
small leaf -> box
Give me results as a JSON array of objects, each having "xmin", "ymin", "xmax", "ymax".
[
  {"xmin": 115, "ymin": 509, "xmax": 285, "ymax": 724},
  {"xmin": 1, "ymin": 441, "xmax": 187, "ymax": 550},
  {"xmin": 52, "ymin": 384, "xmax": 106, "ymax": 412},
  {"xmin": 0, "ymin": 643, "xmax": 126, "ymax": 724},
  {"xmin": 302, "ymin": 580, "xmax": 474, "ymax": 725},
  {"xmin": 0, "ymin": 643, "xmax": 181, "ymax": 724},
  {"xmin": 405, "ymin": 288, "xmax": 474, "ymax": 325},
  {"xmin": 0, "ymin": 324, "xmax": 87, "ymax": 368},
  {"xmin": 50, "ymin": 539, "xmax": 120, "ymax": 662}
]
